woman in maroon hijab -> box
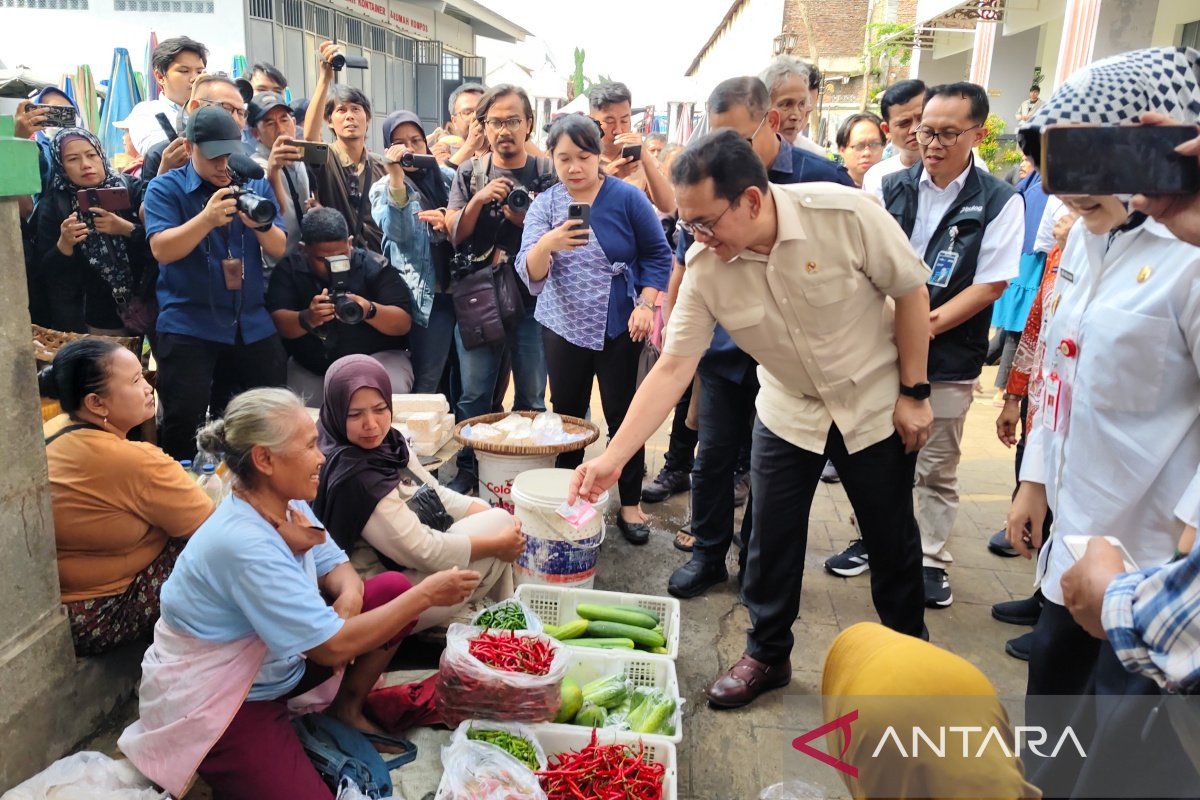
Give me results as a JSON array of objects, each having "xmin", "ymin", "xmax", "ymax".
[{"xmin": 314, "ymin": 355, "xmax": 525, "ymax": 630}]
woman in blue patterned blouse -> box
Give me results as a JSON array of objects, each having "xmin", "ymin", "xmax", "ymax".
[{"xmin": 516, "ymin": 115, "xmax": 673, "ymax": 545}]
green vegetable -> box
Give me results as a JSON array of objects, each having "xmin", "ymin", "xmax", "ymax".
[
  {"xmin": 573, "ymin": 700, "xmax": 608, "ymax": 728},
  {"xmin": 633, "ymin": 692, "xmax": 677, "ymax": 735},
  {"xmin": 581, "ymin": 674, "xmax": 629, "ymax": 709},
  {"xmin": 607, "ymin": 604, "xmax": 660, "ymax": 625},
  {"xmin": 648, "ymin": 645, "xmax": 669, "ymax": 655},
  {"xmin": 465, "ymin": 727, "xmax": 541, "ymax": 769},
  {"xmin": 554, "ymin": 677, "xmax": 583, "ymax": 723},
  {"xmin": 473, "ymin": 602, "xmax": 528, "ymax": 631},
  {"xmin": 546, "ymin": 619, "xmax": 589, "ymax": 640},
  {"xmin": 576, "ymin": 603, "xmax": 658, "ymax": 630},
  {"xmin": 624, "ymin": 688, "xmax": 655, "ymax": 731},
  {"xmin": 563, "ymin": 637, "xmax": 635, "ymax": 649},
  {"xmin": 584, "ymin": 620, "xmax": 666, "ymax": 648}
]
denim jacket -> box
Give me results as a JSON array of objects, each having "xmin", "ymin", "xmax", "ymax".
[{"xmin": 369, "ymin": 166, "xmax": 454, "ymax": 327}]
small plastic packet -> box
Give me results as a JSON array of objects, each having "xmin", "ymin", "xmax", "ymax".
[{"xmin": 555, "ymin": 499, "xmax": 597, "ymax": 529}]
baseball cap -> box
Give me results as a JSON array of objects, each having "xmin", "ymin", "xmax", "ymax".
[
  {"xmin": 186, "ymin": 106, "xmax": 244, "ymax": 159},
  {"xmin": 113, "ymin": 117, "xmax": 131, "ymax": 130},
  {"xmin": 248, "ymin": 91, "xmax": 292, "ymax": 127}
]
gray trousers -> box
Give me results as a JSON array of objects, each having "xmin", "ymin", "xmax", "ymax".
[{"xmin": 915, "ymin": 382, "xmax": 975, "ymax": 569}]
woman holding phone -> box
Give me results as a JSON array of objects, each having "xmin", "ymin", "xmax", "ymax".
[
  {"xmin": 34, "ymin": 128, "xmax": 156, "ymax": 336},
  {"xmin": 516, "ymin": 114, "xmax": 672, "ymax": 545}
]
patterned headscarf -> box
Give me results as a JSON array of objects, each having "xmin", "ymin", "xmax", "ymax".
[
  {"xmin": 1023, "ymin": 47, "xmax": 1200, "ymax": 131},
  {"xmin": 47, "ymin": 127, "xmax": 135, "ymax": 303}
]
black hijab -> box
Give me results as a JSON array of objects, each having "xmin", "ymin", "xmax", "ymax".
[
  {"xmin": 313, "ymin": 354, "xmax": 410, "ymax": 549},
  {"xmin": 381, "ymin": 109, "xmax": 450, "ymax": 209}
]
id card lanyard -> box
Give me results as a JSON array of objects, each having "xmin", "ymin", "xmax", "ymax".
[{"xmin": 927, "ymin": 225, "xmax": 960, "ymax": 288}]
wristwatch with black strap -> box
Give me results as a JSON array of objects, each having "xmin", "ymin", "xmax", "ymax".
[
  {"xmin": 899, "ymin": 382, "xmax": 932, "ymax": 400},
  {"xmin": 366, "ymin": 301, "xmax": 378, "ymax": 320}
]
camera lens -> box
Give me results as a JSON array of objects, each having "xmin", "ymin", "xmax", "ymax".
[
  {"xmin": 333, "ymin": 292, "xmax": 364, "ymax": 325},
  {"xmin": 506, "ymin": 188, "xmax": 531, "ymax": 211},
  {"xmin": 236, "ymin": 191, "xmax": 277, "ymax": 225},
  {"xmin": 399, "ymin": 152, "xmax": 414, "ymax": 167},
  {"xmin": 330, "ymin": 52, "xmax": 346, "ymax": 71}
]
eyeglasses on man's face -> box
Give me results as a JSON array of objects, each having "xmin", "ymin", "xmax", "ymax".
[
  {"xmin": 199, "ymin": 99, "xmax": 247, "ymax": 120},
  {"xmin": 846, "ymin": 140, "xmax": 884, "ymax": 153},
  {"xmin": 914, "ymin": 125, "xmax": 981, "ymax": 147},
  {"xmin": 679, "ymin": 197, "xmax": 738, "ymax": 239},
  {"xmin": 485, "ymin": 116, "xmax": 526, "ymax": 132},
  {"xmin": 745, "ymin": 114, "xmax": 769, "ymax": 145}
]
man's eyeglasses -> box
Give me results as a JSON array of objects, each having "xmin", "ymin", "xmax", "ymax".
[
  {"xmin": 914, "ymin": 125, "xmax": 981, "ymax": 147},
  {"xmin": 679, "ymin": 198, "xmax": 737, "ymax": 238},
  {"xmin": 199, "ymin": 99, "xmax": 247, "ymax": 120},
  {"xmin": 485, "ymin": 117, "xmax": 525, "ymax": 132},
  {"xmin": 846, "ymin": 140, "xmax": 884, "ymax": 153}
]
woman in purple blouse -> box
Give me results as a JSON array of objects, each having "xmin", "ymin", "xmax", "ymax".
[{"xmin": 516, "ymin": 115, "xmax": 672, "ymax": 545}]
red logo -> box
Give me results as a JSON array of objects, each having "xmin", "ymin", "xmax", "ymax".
[{"xmin": 792, "ymin": 709, "xmax": 859, "ymax": 778}]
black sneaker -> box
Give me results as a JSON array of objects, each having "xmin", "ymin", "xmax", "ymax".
[
  {"xmin": 825, "ymin": 539, "xmax": 870, "ymax": 577},
  {"xmin": 991, "ymin": 593, "xmax": 1042, "ymax": 626},
  {"xmin": 641, "ymin": 467, "xmax": 691, "ymax": 503},
  {"xmin": 987, "ymin": 528, "xmax": 1019, "ymax": 557},
  {"xmin": 1005, "ymin": 631, "xmax": 1033, "ymax": 661},
  {"xmin": 820, "ymin": 460, "xmax": 840, "ymax": 484},
  {"xmin": 923, "ymin": 566, "xmax": 953, "ymax": 608},
  {"xmin": 447, "ymin": 470, "xmax": 478, "ymax": 496}
]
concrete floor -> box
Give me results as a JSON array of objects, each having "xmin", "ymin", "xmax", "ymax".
[{"xmin": 77, "ymin": 367, "xmax": 1034, "ymax": 800}]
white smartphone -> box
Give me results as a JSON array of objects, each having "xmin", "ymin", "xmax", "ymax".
[{"xmin": 1061, "ymin": 534, "xmax": 1140, "ymax": 572}]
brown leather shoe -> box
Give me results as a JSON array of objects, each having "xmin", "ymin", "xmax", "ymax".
[{"xmin": 706, "ymin": 654, "xmax": 792, "ymax": 709}]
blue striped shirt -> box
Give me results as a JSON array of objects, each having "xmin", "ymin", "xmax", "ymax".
[
  {"xmin": 1105, "ymin": 534, "xmax": 1200, "ymax": 692},
  {"xmin": 516, "ymin": 179, "xmax": 671, "ymax": 350}
]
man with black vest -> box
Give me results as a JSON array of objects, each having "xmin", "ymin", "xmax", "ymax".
[{"xmin": 873, "ymin": 82, "xmax": 1022, "ymax": 608}]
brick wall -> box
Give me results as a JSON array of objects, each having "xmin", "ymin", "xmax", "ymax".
[{"xmin": 782, "ymin": 0, "xmax": 871, "ymax": 62}]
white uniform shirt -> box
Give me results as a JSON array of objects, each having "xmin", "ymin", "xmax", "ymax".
[
  {"xmin": 1021, "ymin": 219, "xmax": 1200, "ymax": 605},
  {"xmin": 863, "ymin": 154, "xmax": 910, "ymax": 200},
  {"xmin": 126, "ymin": 97, "xmax": 185, "ymax": 156},
  {"xmin": 793, "ymin": 132, "xmax": 825, "ymax": 156}
]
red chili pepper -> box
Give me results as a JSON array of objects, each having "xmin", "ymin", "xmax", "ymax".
[
  {"xmin": 468, "ymin": 630, "xmax": 555, "ymax": 675},
  {"xmin": 536, "ymin": 730, "xmax": 665, "ymax": 800}
]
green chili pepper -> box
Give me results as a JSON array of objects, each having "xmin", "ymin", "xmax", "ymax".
[
  {"xmin": 474, "ymin": 602, "xmax": 529, "ymax": 630},
  {"xmin": 466, "ymin": 727, "xmax": 540, "ymax": 770}
]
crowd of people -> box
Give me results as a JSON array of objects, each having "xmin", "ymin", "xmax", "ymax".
[{"xmin": 15, "ymin": 27, "xmax": 1200, "ymax": 799}]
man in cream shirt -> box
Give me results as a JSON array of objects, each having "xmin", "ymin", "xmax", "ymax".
[{"xmin": 570, "ymin": 129, "xmax": 934, "ymax": 709}]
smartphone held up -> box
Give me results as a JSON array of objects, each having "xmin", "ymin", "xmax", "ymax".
[{"xmin": 1038, "ymin": 123, "xmax": 1200, "ymax": 196}]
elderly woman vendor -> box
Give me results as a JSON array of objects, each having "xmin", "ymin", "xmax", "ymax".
[{"xmin": 120, "ymin": 388, "xmax": 480, "ymax": 800}]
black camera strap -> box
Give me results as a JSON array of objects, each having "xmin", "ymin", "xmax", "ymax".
[{"xmin": 282, "ymin": 165, "xmax": 307, "ymax": 226}]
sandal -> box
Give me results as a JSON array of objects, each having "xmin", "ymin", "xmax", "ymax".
[{"xmin": 674, "ymin": 525, "xmax": 695, "ymax": 552}]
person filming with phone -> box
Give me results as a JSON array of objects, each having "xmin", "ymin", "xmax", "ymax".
[
  {"xmin": 516, "ymin": 113, "xmax": 672, "ymax": 545},
  {"xmin": 34, "ymin": 128, "xmax": 156, "ymax": 337},
  {"xmin": 268, "ymin": 207, "xmax": 414, "ymax": 405},
  {"xmin": 142, "ymin": 106, "xmax": 289, "ymax": 461},
  {"xmin": 588, "ymin": 81, "xmax": 676, "ymax": 215},
  {"xmin": 248, "ymin": 91, "xmax": 314, "ymax": 271}
]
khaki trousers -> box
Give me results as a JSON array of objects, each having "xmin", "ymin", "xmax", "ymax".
[{"xmin": 915, "ymin": 382, "xmax": 975, "ymax": 569}]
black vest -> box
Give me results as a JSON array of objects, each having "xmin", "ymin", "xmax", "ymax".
[{"xmin": 883, "ymin": 162, "xmax": 1016, "ymax": 382}]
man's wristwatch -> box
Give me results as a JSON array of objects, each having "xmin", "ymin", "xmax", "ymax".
[
  {"xmin": 366, "ymin": 301, "xmax": 378, "ymax": 320},
  {"xmin": 298, "ymin": 310, "xmax": 315, "ymax": 333},
  {"xmin": 899, "ymin": 382, "xmax": 932, "ymax": 400},
  {"xmin": 254, "ymin": 221, "xmax": 274, "ymax": 233}
]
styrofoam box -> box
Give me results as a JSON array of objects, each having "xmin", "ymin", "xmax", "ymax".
[
  {"xmin": 391, "ymin": 393, "xmax": 450, "ymax": 415},
  {"xmin": 532, "ymin": 726, "xmax": 677, "ymax": 800},
  {"xmin": 530, "ymin": 647, "xmax": 683, "ymax": 744},
  {"xmin": 514, "ymin": 584, "xmax": 681, "ymax": 660}
]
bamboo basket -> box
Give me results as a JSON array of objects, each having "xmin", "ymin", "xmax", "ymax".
[{"xmin": 454, "ymin": 411, "xmax": 599, "ymax": 456}]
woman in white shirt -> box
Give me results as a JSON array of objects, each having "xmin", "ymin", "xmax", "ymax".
[
  {"xmin": 313, "ymin": 355, "xmax": 524, "ymax": 631},
  {"xmin": 1004, "ymin": 47, "xmax": 1200, "ymax": 799}
]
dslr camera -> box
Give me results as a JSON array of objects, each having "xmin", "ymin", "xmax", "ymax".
[
  {"xmin": 326, "ymin": 255, "xmax": 364, "ymax": 324},
  {"xmin": 496, "ymin": 172, "xmax": 557, "ymax": 212},
  {"xmin": 225, "ymin": 160, "xmax": 278, "ymax": 225}
]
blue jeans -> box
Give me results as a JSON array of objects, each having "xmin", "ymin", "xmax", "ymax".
[
  {"xmin": 454, "ymin": 313, "xmax": 547, "ymax": 472},
  {"xmin": 409, "ymin": 293, "xmax": 457, "ymax": 395}
]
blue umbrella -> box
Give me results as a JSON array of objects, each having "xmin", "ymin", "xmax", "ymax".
[
  {"xmin": 98, "ymin": 48, "xmax": 142, "ymax": 159},
  {"xmin": 59, "ymin": 74, "xmax": 76, "ymax": 105}
]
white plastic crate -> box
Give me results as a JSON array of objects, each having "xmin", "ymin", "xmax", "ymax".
[
  {"xmin": 532, "ymin": 726, "xmax": 677, "ymax": 800},
  {"xmin": 515, "ymin": 584, "xmax": 681, "ymax": 660},
  {"xmin": 531, "ymin": 648, "xmax": 683, "ymax": 744}
]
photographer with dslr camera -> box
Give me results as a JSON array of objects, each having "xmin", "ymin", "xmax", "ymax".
[
  {"xmin": 304, "ymin": 39, "xmax": 387, "ymax": 253},
  {"xmin": 444, "ymin": 84, "xmax": 552, "ymax": 494},
  {"xmin": 268, "ymin": 207, "xmax": 414, "ymax": 405},
  {"xmin": 142, "ymin": 106, "xmax": 288, "ymax": 460}
]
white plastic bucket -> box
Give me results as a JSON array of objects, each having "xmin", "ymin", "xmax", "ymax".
[
  {"xmin": 476, "ymin": 451, "xmax": 556, "ymax": 513},
  {"xmin": 511, "ymin": 468, "xmax": 608, "ymax": 590}
]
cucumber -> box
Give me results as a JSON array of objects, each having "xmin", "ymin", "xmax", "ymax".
[
  {"xmin": 607, "ymin": 604, "xmax": 660, "ymax": 625},
  {"xmin": 566, "ymin": 637, "xmax": 636, "ymax": 649},
  {"xmin": 555, "ymin": 619, "xmax": 590, "ymax": 640},
  {"xmin": 585, "ymin": 620, "xmax": 666, "ymax": 648},
  {"xmin": 576, "ymin": 603, "xmax": 658, "ymax": 630}
]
